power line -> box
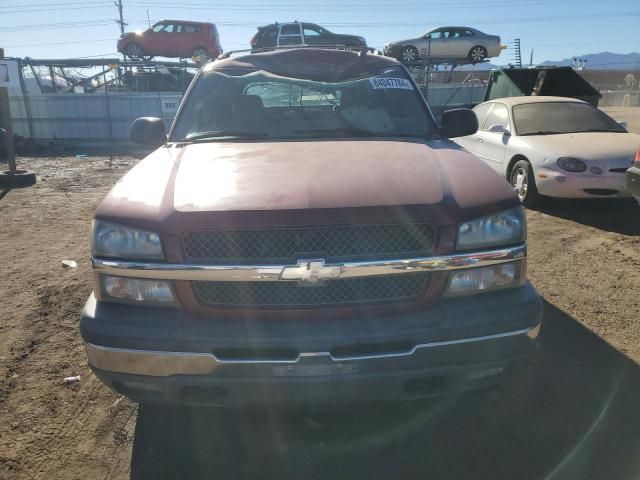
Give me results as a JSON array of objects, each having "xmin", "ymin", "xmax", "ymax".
[
  {"xmin": 0, "ymin": 20, "xmax": 113, "ymax": 33},
  {"xmin": 123, "ymin": 11, "xmax": 640, "ymax": 28},
  {"xmin": 1, "ymin": 5, "xmax": 112, "ymax": 14},
  {"xmin": 128, "ymin": 0, "xmax": 598, "ymax": 10},
  {"xmin": 3, "ymin": 39, "xmax": 114, "ymax": 48},
  {"xmin": 129, "ymin": 0, "xmax": 598, "ymax": 6},
  {"xmin": 0, "ymin": 1, "xmax": 111, "ymax": 7}
]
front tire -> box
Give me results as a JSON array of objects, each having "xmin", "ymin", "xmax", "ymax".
[
  {"xmin": 510, "ymin": 160, "xmax": 541, "ymax": 207},
  {"xmin": 468, "ymin": 46, "xmax": 487, "ymax": 64},
  {"xmin": 399, "ymin": 45, "xmax": 419, "ymax": 64},
  {"xmin": 125, "ymin": 42, "xmax": 144, "ymax": 59},
  {"xmin": 192, "ymin": 47, "xmax": 209, "ymax": 62}
]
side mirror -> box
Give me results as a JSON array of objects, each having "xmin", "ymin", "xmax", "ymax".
[
  {"xmin": 618, "ymin": 121, "xmax": 628, "ymax": 130},
  {"xmin": 440, "ymin": 108, "xmax": 478, "ymax": 138},
  {"xmin": 488, "ymin": 123, "xmax": 510, "ymax": 135},
  {"xmin": 130, "ymin": 117, "xmax": 166, "ymax": 147}
]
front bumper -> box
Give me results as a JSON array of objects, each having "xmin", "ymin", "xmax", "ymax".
[
  {"xmin": 535, "ymin": 167, "xmax": 631, "ymax": 198},
  {"xmin": 81, "ymin": 283, "xmax": 542, "ymax": 406},
  {"xmin": 627, "ymin": 166, "xmax": 640, "ymax": 202}
]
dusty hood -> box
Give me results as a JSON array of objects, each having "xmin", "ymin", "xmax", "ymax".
[
  {"xmin": 96, "ymin": 139, "xmax": 519, "ymax": 232},
  {"xmin": 525, "ymin": 132, "xmax": 640, "ymax": 162},
  {"xmin": 172, "ymin": 141, "xmax": 447, "ymax": 212}
]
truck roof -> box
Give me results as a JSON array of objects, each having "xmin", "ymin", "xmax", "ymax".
[{"xmin": 206, "ymin": 48, "xmax": 400, "ymax": 82}]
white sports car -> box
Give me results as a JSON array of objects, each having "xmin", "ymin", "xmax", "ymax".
[{"xmin": 454, "ymin": 96, "xmax": 640, "ymax": 206}]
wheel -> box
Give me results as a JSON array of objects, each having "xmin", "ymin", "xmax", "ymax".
[
  {"xmin": 192, "ymin": 47, "xmax": 209, "ymax": 62},
  {"xmin": 125, "ymin": 42, "xmax": 144, "ymax": 59},
  {"xmin": 0, "ymin": 169, "xmax": 36, "ymax": 189},
  {"xmin": 509, "ymin": 160, "xmax": 541, "ymax": 207},
  {"xmin": 468, "ymin": 46, "xmax": 487, "ymax": 64},
  {"xmin": 400, "ymin": 45, "xmax": 419, "ymax": 64}
]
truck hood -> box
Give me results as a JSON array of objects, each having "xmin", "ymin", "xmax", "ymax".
[
  {"xmin": 96, "ymin": 139, "xmax": 519, "ymax": 233},
  {"xmin": 523, "ymin": 132, "xmax": 640, "ymax": 162}
]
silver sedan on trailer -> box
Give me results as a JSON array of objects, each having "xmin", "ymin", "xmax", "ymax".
[{"xmin": 384, "ymin": 27, "xmax": 503, "ymax": 65}]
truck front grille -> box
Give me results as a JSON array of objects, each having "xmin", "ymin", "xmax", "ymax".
[
  {"xmin": 192, "ymin": 273, "xmax": 430, "ymax": 307},
  {"xmin": 183, "ymin": 224, "xmax": 437, "ymax": 263}
]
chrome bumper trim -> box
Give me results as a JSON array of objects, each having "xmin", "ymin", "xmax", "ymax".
[
  {"xmin": 85, "ymin": 326, "xmax": 537, "ymax": 377},
  {"xmin": 92, "ymin": 244, "xmax": 526, "ymax": 283}
]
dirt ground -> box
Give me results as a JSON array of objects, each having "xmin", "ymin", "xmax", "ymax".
[{"xmin": 1, "ymin": 155, "xmax": 639, "ymax": 480}]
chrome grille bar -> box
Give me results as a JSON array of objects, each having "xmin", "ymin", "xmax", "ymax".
[{"xmin": 92, "ymin": 244, "xmax": 526, "ymax": 282}]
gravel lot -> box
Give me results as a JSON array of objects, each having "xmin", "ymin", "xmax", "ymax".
[{"xmin": 1, "ymin": 154, "xmax": 639, "ymax": 480}]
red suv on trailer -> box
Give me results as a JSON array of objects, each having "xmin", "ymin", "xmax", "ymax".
[{"xmin": 117, "ymin": 20, "xmax": 222, "ymax": 60}]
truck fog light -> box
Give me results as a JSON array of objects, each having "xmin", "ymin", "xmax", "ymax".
[
  {"xmin": 446, "ymin": 261, "xmax": 523, "ymax": 296},
  {"xmin": 101, "ymin": 275, "xmax": 175, "ymax": 304}
]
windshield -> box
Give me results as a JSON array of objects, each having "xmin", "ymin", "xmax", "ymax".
[
  {"xmin": 513, "ymin": 101, "xmax": 626, "ymax": 136},
  {"xmin": 170, "ymin": 66, "xmax": 436, "ymax": 141}
]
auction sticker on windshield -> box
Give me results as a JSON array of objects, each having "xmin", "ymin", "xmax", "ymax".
[{"xmin": 369, "ymin": 77, "xmax": 413, "ymax": 90}]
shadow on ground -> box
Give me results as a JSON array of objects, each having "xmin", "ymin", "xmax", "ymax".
[
  {"xmin": 533, "ymin": 198, "xmax": 640, "ymax": 235},
  {"xmin": 130, "ymin": 300, "xmax": 640, "ymax": 480}
]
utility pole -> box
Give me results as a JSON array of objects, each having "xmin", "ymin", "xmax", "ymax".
[
  {"xmin": 115, "ymin": 0, "xmax": 127, "ymax": 83},
  {"xmin": 115, "ymin": 0, "xmax": 126, "ymax": 35}
]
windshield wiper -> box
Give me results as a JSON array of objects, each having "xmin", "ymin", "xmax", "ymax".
[
  {"xmin": 564, "ymin": 128, "xmax": 623, "ymax": 133},
  {"xmin": 519, "ymin": 130, "xmax": 563, "ymax": 136},
  {"xmin": 291, "ymin": 127, "xmax": 380, "ymax": 137},
  {"xmin": 183, "ymin": 130, "xmax": 270, "ymax": 141}
]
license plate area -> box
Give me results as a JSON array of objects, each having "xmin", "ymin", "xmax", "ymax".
[{"xmin": 272, "ymin": 363, "xmax": 357, "ymax": 377}]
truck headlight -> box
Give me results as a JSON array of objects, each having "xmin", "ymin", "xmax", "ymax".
[
  {"xmin": 92, "ymin": 220, "xmax": 164, "ymax": 260},
  {"xmin": 457, "ymin": 207, "xmax": 526, "ymax": 251},
  {"xmin": 557, "ymin": 157, "xmax": 587, "ymax": 173},
  {"xmin": 99, "ymin": 275, "xmax": 176, "ymax": 304},
  {"xmin": 445, "ymin": 260, "xmax": 525, "ymax": 296}
]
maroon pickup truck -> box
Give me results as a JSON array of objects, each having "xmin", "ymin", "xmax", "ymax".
[{"xmin": 80, "ymin": 48, "xmax": 542, "ymax": 407}]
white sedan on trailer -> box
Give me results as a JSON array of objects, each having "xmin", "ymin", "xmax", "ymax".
[{"xmin": 454, "ymin": 96, "xmax": 640, "ymax": 206}]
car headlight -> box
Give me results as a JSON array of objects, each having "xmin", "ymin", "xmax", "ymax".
[
  {"xmin": 557, "ymin": 157, "xmax": 586, "ymax": 172},
  {"xmin": 445, "ymin": 261, "xmax": 525, "ymax": 296},
  {"xmin": 457, "ymin": 207, "xmax": 526, "ymax": 251},
  {"xmin": 92, "ymin": 220, "xmax": 164, "ymax": 260},
  {"xmin": 99, "ymin": 275, "xmax": 176, "ymax": 304}
]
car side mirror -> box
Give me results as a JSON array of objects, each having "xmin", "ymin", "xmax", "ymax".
[
  {"xmin": 618, "ymin": 121, "xmax": 628, "ymax": 130},
  {"xmin": 440, "ymin": 108, "xmax": 478, "ymax": 138},
  {"xmin": 130, "ymin": 117, "xmax": 166, "ymax": 147},
  {"xmin": 488, "ymin": 123, "xmax": 510, "ymax": 135}
]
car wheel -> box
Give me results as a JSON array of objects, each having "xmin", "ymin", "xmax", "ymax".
[
  {"xmin": 0, "ymin": 169, "xmax": 36, "ymax": 189},
  {"xmin": 400, "ymin": 46, "xmax": 419, "ymax": 64},
  {"xmin": 126, "ymin": 43, "xmax": 144, "ymax": 59},
  {"xmin": 192, "ymin": 47, "xmax": 209, "ymax": 61},
  {"xmin": 510, "ymin": 160, "xmax": 541, "ymax": 207},
  {"xmin": 468, "ymin": 46, "xmax": 487, "ymax": 63}
]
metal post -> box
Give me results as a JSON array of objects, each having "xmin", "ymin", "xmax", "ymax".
[
  {"xmin": 16, "ymin": 59, "xmax": 34, "ymax": 138},
  {"xmin": 102, "ymin": 66, "xmax": 115, "ymax": 165},
  {"xmin": 49, "ymin": 66, "xmax": 57, "ymax": 93},
  {"xmin": 0, "ymin": 86, "xmax": 17, "ymax": 173}
]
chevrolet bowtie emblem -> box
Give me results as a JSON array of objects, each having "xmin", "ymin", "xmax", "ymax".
[{"xmin": 280, "ymin": 259, "xmax": 344, "ymax": 286}]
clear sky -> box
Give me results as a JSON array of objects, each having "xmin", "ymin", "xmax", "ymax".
[{"xmin": 1, "ymin": 0, "xmax": 638, "ymax": 64}]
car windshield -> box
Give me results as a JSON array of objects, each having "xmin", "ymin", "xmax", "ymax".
[
  {"xmin": 513, "ymin": 101, "xmax": 626, "ymax": 136},
  {"xmin": 170, "ymin": 65, "xmax": 436, "ymax": 141}
]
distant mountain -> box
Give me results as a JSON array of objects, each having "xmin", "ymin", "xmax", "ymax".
[
  {"xmin": 452, "ymin": 52, "xmax": 640, "ymax": 71},
  {"xmin": 539, "ymin": 52, "xmax": 640, "ymax": 70}
]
